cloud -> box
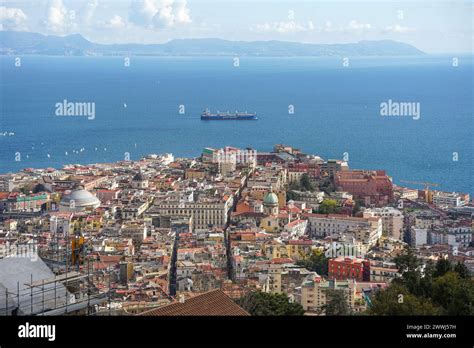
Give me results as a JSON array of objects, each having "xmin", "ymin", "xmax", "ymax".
[
  {"xmin": 0, "ymin": 6, "xmax": 28, "ymax": 31},
  {"xmin": 129, "ymin": 0, "xmax": 158, "ymax": 25},
  {"xmin": 383, "ymin": 24, "xmax": 416, "ymax": 33},
  {"xmin": 253, "ymin": 20, "xmax": 315, "ymax": 33},
  {"xmin": 252, "ymin": 19, "xmax": 375, "ymax": 34},
  {"xmin": 172, "ymin": 0, "xmax": 191, "ymax": 24},
  {"xmin": 251, "ymin": 18, "xmax": 416, "ymax": 37},
  {"xmin": 322, "ymin": 20, "xmax": 333, "ymax": 32},
  {"xmin": 346, "ymin": 20, "xmax": 372, "ymax": 31},
  {"xmin": 129, "ymin": 0, "xmax": 191, "ymax": 29},
  {"xmin": 43, "ymin": 0, "xmax": 76, "ymax": 33},
  {"xmin": 82, "ymin": 0, "xmax": 99, "ymax": 26},
  {"xmin": 102, "ymin": 15, "xmax": 126, "ymax": 29}
]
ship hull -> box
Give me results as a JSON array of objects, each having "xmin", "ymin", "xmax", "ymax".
[{"xmin": 201, "ymin": 115, "xmax": 258, "ymax": 120}]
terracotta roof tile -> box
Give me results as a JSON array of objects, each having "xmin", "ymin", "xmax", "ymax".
[{"xmin": 138, "ymin": 289, "xmax": 249, "ymax": 316}]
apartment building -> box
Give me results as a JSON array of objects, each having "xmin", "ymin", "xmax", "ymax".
[
  {"xmin": 300, "ymin": 273, "xmax": 356, "ymax": 313},
  {"xmin": 363, "ymin": 207, "xmax": 403, "ymax": 240},
  {"xmin": 149, "ymin": 196, "xmax": 233, "ymax": 230},
  {"xmin": 303, "ymin": 213, "xmax": 382, "ymax": 246}
]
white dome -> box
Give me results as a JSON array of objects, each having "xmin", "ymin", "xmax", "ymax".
[{"xmin": 59, "ymin": 187, "xmax": 100, "ymax": 211}]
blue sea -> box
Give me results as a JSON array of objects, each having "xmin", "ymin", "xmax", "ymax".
[{"xmin": 0, "ymin": 55, "xmax": 473, "ymax": 195}]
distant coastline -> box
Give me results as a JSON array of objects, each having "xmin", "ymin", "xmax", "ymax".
[{"xmin": 0, "ymin": 31, "xmax": 425, "ymax": 57}]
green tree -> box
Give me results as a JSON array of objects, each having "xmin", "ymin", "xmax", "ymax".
[
  {"xmin": 369, "ymin": 284, "xmax": 440, "ymax": 315},
  {"xmin": 393, "ymin": 247, "xmax": 423, "ymax": 295},
  {"xmin": 318, "ymin": 199, "xmax": 338, "ymax": 214},
  {"xmin": 369, "ymin": 251, "xmax": 474, "ymax": 316},
  {"xmin": 237, "ymin": 291, "xmax": 305, "ymax": 316},
  {"xmin": 418, "ymin": 259, "xmax": 435, "ymax": 298},
  {"xmin": 286, "ymin": 190, "xmax": 297, "ymax": 201},
  {"xmin": 394, "ymin": 247, "xmax": 421, "ymax": 275},
  {"xmin": 320, "ymin": 289, "xmax": 352, "ymax": 315},
  {"xmin": 454, "ymin": 262, "xmax": 471, "ymax": 279},
  {"xmin": 433, "ymin": 258, "xmax": 453, "ymax": 278},
  {"xmin": 300, "ymin": 173, "xmax": 314, "ymax": 191},
  {"xmin": 352, "ymin": 200, "xmax": 362, "ymax": 215},
  {"xmin": 33, "ymin": 183, "xmax": 47, "ymax": 193},
  {"xmin": 20, "ymin": 184, "xmax": 35, "ymax": 195},
  {"xmin": 296, "ymin": 250, "xmax": 329, "ymax": 276},
  {"xmin": 318, "ymin": 178, "xmax": 336, "ymax": 195},
  {"xmin": 431, "ymin": 271, "xmax": 474, "ymax": 315}
]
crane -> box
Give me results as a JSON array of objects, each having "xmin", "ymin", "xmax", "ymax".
[
  {"xmin": 399, "ymin": 180, "xmax": 439, "ymax": 191},
  {"xmin": 400, "ymin": 180, "xmax": 440, "ymax": 203}
]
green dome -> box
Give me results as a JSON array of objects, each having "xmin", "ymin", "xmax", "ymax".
[{"xmin": 263, "ymin": 192, "xmax": 279, "ymax": 205}]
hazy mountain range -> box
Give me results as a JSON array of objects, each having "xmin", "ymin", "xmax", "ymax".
[{"xmin": 0, "ymin": 31, "xmax": 425, "ymax": 57}]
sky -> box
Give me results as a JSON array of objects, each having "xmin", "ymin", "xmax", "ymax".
[{"xmin": 0, "ymin": 0, "xmax": 472, "ymax": 53}]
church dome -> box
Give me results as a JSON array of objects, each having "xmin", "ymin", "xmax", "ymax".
[
  {"xmin": 263, "ymin": 192, "xmax": 279, "ymax": 206},
  {"xmin": 59, "ymin": 186, "xmax": 100, "ymax": 211}
]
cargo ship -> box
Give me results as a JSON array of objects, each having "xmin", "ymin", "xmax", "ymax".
[{"xmin": 201, "ymin": 109, "xmax": 258, "ymax": 120}]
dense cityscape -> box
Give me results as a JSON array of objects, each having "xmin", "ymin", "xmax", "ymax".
[{"xmin": 0, "ymin": 144, "xmax": 472, "ymax": 316}]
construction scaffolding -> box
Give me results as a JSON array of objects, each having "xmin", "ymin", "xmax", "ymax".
[
  {"xmin": 0, "ymin": 258, "xmax": 112, "ymax": 316},
  {"xmin": 0, "ymin": 241, "xmax": 111, "ymax": 316}
]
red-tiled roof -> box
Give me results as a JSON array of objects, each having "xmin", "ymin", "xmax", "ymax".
[
  {"xmin": 271, "ymin": 257, "xmax": 295, "ymax": 264},
  {"xmin": 99, "ymin": 255, "xmax": 121, "ymax": 263},
  {"xmin": 288, "ymin": 239, "xmax": 312, "ymax": 245},
  {"xmin": 138, "ymin": 289, "xmax": 249, "ymax": 316},
  {"xmin": 285, "ymin": 219, "xmax": 305, "ymax": 228}
]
